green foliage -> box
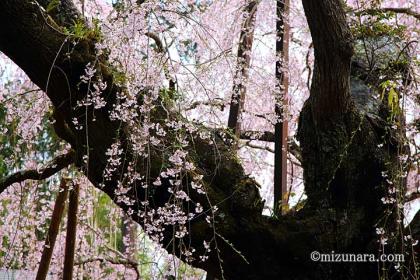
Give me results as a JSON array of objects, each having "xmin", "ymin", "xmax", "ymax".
[
  {"xmin": 110, "ymin": 66, "xmax": 127, "ymax": 86},
  {"xmin": 63, "ymin": 18, "xmax": 102, "ymax": 41},
  {"xmin": 96, "ymin": 192, "xmax": 123, "ymax": 250},
  {"xmin": 159, "ymin": 87, "xmax": 181, "ymax": 105},
  {"xmin": 46, "ymin": 0, "xmax": 61, "ymax": 13},
  {"xmin": 351, "ymin": 10, "xmax": 407, "ymax": 39},
  {"xmin": 357, "ymin": 21, "xmax": 406, "ymax": 38},
  {"xmin": 380, "ymin": 80, "xmax": 400, "ymax": 120}
]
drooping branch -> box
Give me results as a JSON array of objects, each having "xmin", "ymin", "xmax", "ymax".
[{"xmin": 0, "ymin": 150, "xmax": 75, "ymax": 195}]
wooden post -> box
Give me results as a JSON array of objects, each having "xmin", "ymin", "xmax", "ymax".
[
  {"xmin": 63, "ymin": 183, "xmax": 79, "ymax": 280},
  {"xmin": 274, "ymin": 0, "xmax": 290, "ymax": 215},
  {"xmin": 36, "ymin": 179, "xmax": 69, "ymax": 280}
]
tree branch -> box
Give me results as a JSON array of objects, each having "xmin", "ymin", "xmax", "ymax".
[
  {"xmin": 145, "ymin": 32, "xmax": 164, "ymax": 53},
  {"xmin": 240, "ymin": 130, "xmax": 275, "ymax": 142},
  {"xmin": 406, "ymin": 191, "xmax": 420, "ymax": 202},
  {"xmin": 144, "ymin": 31, "xmax": 176, "ymax": 91},
  {"xmin": 0, "ymin": 150, "xmax": 75, "ymax": 194},
  {"xmin": 240, "ymin": 131, "xmax": 301, "ymax": 162},
  {"xmin": 75, "ymin": 257, "xmax": 140, "ymax": 280},
  {"xmin": 227, "ymin": 0, "xmax": 259, "ymax": 136},
  {"xmin": 186, "ymin": 98, "xmax": 225, "ymax": 111},
  {"xmin": 359, "ymin": 7, "xmax": 420, "ymax": 20},
  {"xmin": 243, "ymin": 141, "xmax": 274, "ymax": 153}
]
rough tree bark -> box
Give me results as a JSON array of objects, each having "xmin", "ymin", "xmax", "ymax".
[{"xmin": 0, "ymin": 1, "xmax": 418, "ymax": 279}]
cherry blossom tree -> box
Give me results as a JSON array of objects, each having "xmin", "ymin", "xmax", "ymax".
[{"xmin": 0, "ymin": 0, "xmax": 419, "ymax": 279}]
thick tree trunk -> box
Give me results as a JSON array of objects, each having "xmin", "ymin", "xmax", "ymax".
[{"xmin": 0, "ymin": 1, "xmax": 418, "ymax": 279}]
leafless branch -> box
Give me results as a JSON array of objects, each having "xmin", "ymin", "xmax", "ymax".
[
  {"xmin": 243, "ymin": 141, "xmax": 275, "ymax": 153},
  {"xmin": 242, "ymin": 141, "xmax": 301, "ymax": 166},
  {"xmin": 144, "ymin": 31, "xmax": 176, "ymax": 90},
  {"xmin": 240, "ymin": 131, "xmax": 301, "ymax": 162},
  {"xmin": 145, "ymin": 32, "xmax": 164, "ymax": 53},
  {"xmin": 0, "ymin": 150, "xmax": 75, "ymax": 194},
  {"xmin": 240, "ymin": 130, "xmax": 275, "ymax": 142},
  {"xmin": 186, "ymin": 98, "xmax": 225, "ymax": 111}
]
